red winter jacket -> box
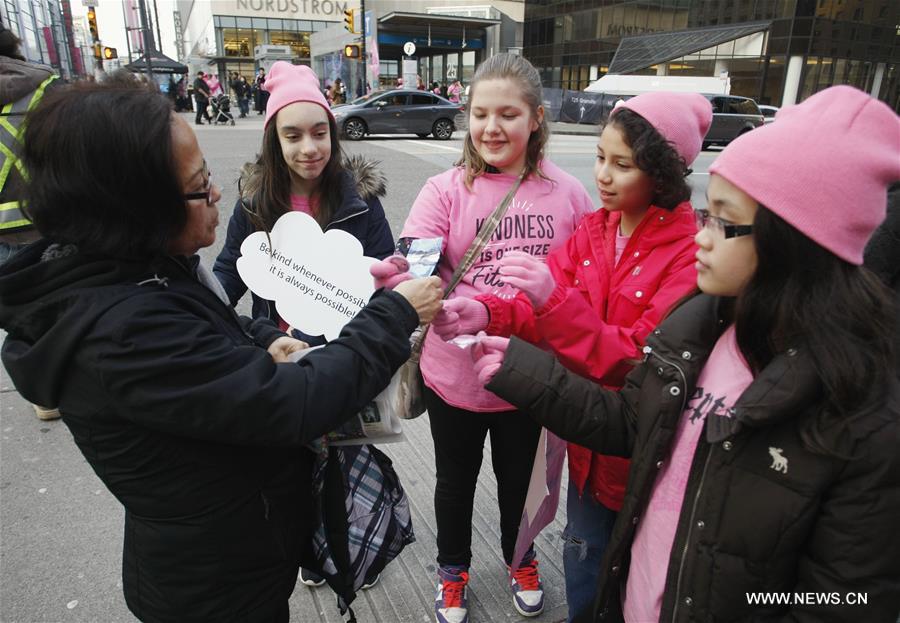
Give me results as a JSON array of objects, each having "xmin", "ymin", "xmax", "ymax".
[{"xmin": 478, "ymin": 203, "xmax": 698, "ymax": 510}]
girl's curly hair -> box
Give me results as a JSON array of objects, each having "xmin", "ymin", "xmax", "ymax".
[{"xmin": 604, "ymin": 108, "xmax": 692, "ymax": 210}]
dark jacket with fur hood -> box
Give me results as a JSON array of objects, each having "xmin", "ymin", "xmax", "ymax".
[
  {"xmin": 214, "ymin": 155, "xmax": 394, "ymax": 344},
  {"xmin": 487, "ymin": 293, "xmax": 900, "ymax": 623}
]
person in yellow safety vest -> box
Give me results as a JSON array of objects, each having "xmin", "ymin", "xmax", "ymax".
[{"xmin": 0, "ymin": 25, "xmax": 60, "ymax": 420}]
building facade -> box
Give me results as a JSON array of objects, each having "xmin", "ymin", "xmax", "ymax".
[
  {"xmin": 175, "ymin": 0, "xmax": 523, "ymax": 92},
  {"xmin": 1, "ymin": 0, "xmax": 87, "ymax": 79},
  {"xmin": 523, "ymin": 0, "xmax": 898, "ymax": 109}
]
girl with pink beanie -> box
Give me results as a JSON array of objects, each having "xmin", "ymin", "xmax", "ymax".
[
  {"xmin": 432, "ymin": 90, "xmax": 713, "ymax": 621},
  {"xmin": 213, "ymin": 61, "xmax": 395, "ymax": 589},
  {"xmin": 474, "ymin": 85, "xmax": 900, "ymax": 621}
]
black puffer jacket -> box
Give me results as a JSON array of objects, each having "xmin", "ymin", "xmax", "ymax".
[
  {"xmin": 488, "ymin": 294, "xmax": 900, "ymax": 622},
  {"xmin": 214, "ymin": 155, "xmax": 395, "ymax": 345},
  {"xmin": 0, "ymin": 240, "xmax": 419, "ymax": 622}
]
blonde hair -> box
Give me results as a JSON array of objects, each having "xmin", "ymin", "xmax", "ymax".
[{"xmin": 456, "ymin": 53, "xmax": 550, "ymax": 189}]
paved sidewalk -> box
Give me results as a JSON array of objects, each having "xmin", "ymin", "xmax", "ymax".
[{"xmin": 0, "ymin": 362, "xmax": 570, "ymax": 623}]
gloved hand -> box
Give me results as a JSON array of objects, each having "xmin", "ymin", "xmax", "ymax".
[
  {"xmin": 370, "ymin": 255, "xmax": 413, "ymax": 290},
  {"xmin": 471, "ymin": 332, "xmax": 510, "ymax": 386},
  {"xmin": 498, "ymin": 251, "xmax": 557, "ymax": 309},
  {"xmin": 432, "ymin": 297, "xmax": 489, "ymax": 341}
]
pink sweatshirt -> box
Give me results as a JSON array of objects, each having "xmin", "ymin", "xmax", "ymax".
[{"xmin": 401, "ymin": 162, "xmax": 594, "ymax": 411}]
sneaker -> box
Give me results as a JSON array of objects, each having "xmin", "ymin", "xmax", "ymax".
[
  {"xmin": 434, "ymin": 566, "xmax": 469, "ymax": 623},
  {"xmin": 299, "ymin": 567, "xmax": 325, "ymax": 587},
  {"xmin": 32, "ymin": 404, "xmax": 61, "ymax": 421},
  {"xmin": 508, "ymin": 555, "xmax": 544, "ymax": 617},
  {"xmin": 361, "ymin": 572, "xmax": 380, "ymax": 590}
]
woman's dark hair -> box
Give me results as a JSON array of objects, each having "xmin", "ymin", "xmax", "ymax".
[
  {"xmin": 734, "ymin": 206, "xmax": 896, "ymax": 455},
  {"xmin": 0, "ymin": 26, "xmax": 25, "ymax": 61},
  {"xmin": 242, "ymin": 114, "xmax": 344, "ymax": 232},
  {"xmin": 604, "ymin": 108, "xmax": 692, "ymax": 210},
  {"xmin": 22, "ymin": 80, "xmax": 184, "ymax": 259}
]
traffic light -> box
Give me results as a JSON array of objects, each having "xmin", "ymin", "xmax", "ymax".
[
  {"xmin": 343, "ymin": 9, "xmax": 355, "ymax": 33},
  {"xmin": 87, "ymin": 6, "xmax": 99, "ymax": 41},
  {"xmin": 343, "ymin": 44, "xmax": 360, "ymax": 59},
  {"xmin": 103, "ymin": 47, "xmax": 117, "ymax": 60},
  {"xmin": 92, "ymin": 42, "xmax": 102, "ymax": 60}
]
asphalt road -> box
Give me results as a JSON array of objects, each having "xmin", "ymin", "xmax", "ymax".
[{"xmin": 0, "ymin": 113, "xmax": 717, "ymax": 623}]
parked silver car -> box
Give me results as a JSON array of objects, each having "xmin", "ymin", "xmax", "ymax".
[
  {"xmin": 332, "ymin": 89, "xmax": 465, "ymax": 141},
  {"xmin": 702, "ymin": 94, "xmax": 765, "ymax": 149}
]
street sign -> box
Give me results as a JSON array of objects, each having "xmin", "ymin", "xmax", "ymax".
[{"xmin": 403, "ymin": 41, "xmax": 416, "ymax": 56}]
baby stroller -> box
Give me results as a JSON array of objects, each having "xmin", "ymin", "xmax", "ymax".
[{"xmin": 210, "ymin": 94, "xmax": 235, "ymax": 125}]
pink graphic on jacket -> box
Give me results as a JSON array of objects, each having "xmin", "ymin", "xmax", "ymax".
[{"xmin": 623, "ymin": 325, "xmax": 752, "ymax": 623}]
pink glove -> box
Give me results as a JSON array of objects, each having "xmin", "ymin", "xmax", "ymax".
[
  {"xmin": 471, "ymin": 332, "xmax": 510, "ymax": 386},
  {"xmin": 498, "ymin": 251, "xmax": 557, "ymax": 309},
  {"xmin": 370, "ymin": 255, "xmax": 412, "ymax": 290},
  {"xmin": 432, "ymin": 297, "xmax": 490, "ymax": 341}
]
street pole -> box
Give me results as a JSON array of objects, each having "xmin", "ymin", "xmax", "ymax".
[
  {"xmin": 360, "ymin": 0, "xmax": 367, "ymax": 93},
  {"xmin": 152, "ymin": 0, "xmax": 163, "ymax": 57},
  {"xmin": 137, "ymin": 0, "xmax": 154, "ymax": 81},
  {"xmin": 121, "ymin": 1, "xmax": 133, "ymax": 63}
]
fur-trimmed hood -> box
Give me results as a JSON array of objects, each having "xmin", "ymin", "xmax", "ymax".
[{"xmin": 238, "ymin": 153, "xmax": 386, "ymax": 205}]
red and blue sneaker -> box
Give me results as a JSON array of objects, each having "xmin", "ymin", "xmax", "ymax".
[
  {"xmin": 434, "ymin": 565, "xmax": 469, "ymax": 623},
  {"xmin": 508, "ymin": 553, "xmax": 544, "ymax": 617}
]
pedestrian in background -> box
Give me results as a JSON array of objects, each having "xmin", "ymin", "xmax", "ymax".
[
  {"xmin": 0, "ymin": 24, "xmax": 60, "ymax": 421},
  {"xmin": 447, "ymin": 79, "xmax": 462, "ymax": 104},
  {"xmin": 254, "ymin": 66, "xmax": 268, "ymax": 115},
  {"xmin": 476, "ymin": 85, "xmax": 900, "ymax": 622},
  {"xmin": 192, "ymin": 70, "xmax": 211, "ymax": 125},
  {"xmin": 0, "ymin": 77, "xmax": 443, "ymax": 623},
  {"xmin": 435, "ymin": 91, "xmax": 712, "ymax": 622},
  {"xmin": 369, "ymin": 53, "xmax": 594, "ymax": 623}
]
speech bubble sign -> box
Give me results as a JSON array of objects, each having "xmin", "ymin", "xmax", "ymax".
[{"xmin": 236, "ymin": 211, "xmax": 378, "ymax": 340}]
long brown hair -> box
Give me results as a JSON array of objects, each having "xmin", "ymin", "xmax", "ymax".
[
  {"xmin": 241, "ymin": 115, "xmax": 345, "ymax": 232},
  {"xmin": 456, "ymin": 53, "xmax": 550, "ymax": 189}
]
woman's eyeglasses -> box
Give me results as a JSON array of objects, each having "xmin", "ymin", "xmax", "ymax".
[
  {"xmin": 695, "ymin": 209, "xmax": 753, "ymax": 239},
  {"xmin": 183, "ymin": 161, "xmax": 213, "ymax": 205}
]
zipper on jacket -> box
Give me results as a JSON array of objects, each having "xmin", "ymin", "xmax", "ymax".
[
  {"xmin": 671, "ymin": 447, "xmax": 713, "ymax": 622},
  {"xmin": 325, "ymin": 207, "xmax": 368, "ymax": 230}
]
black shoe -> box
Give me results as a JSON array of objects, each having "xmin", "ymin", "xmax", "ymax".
[
  {"xmin": 299, "ymin": 568, "xmax": 325, "ymax": 587},
  {"xmin": 361, "ymin": 572, "xmax": 381, "ymax": 590}
]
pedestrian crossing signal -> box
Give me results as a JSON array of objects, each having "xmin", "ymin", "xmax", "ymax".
[
  {"xmin": 343, "ymin": 9, "xmax": 355, "ymax": 33},
  {"xmin": 92, "ymin": 43, "xmax": 102, "ymax": 60},
  {"xmin": 344, "ymin": 44, "xmax": 360, "ymax": 59},
  {"xmin": 103, "ymin": 47, "xmax": 117, "ymax": 60}
]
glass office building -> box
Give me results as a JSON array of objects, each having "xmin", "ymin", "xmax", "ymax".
[{"xmin": 524, "ymin": 0, "xmax": 897, "ymax": 109}]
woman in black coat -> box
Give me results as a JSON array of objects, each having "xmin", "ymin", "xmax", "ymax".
[
  {"xmin": 0, "ymin": 79, "xmax": 442, "ymax": 623},
  {"xmin": 473, "ymin": 86, "xmax": 900, "ymax": 621}
]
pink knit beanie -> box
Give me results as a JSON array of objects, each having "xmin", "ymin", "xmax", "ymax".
[
  {"xmin": 613, "ymin": 92, "xmax": 712, "ymax": 166},
  {"xmin": 263, "ymin": 61, "xmax": 333, "ymax": 128},
  {"xmin": 709, "ymin": 85, "xmax": 900, "ymax": 265}
]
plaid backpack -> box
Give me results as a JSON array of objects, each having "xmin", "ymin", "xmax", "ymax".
[{"xmin": 309, "ymin": 443, "xmax": 415, "ymax": 621}]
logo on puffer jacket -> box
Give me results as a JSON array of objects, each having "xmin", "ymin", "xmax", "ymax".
[{"xmin": 768, "ymin": 447, "xmax": 788, "ymax": 474}]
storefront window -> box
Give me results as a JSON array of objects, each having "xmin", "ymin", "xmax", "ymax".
[
  {"xmin": 270, "ymin": 30, "xmax": 310, "ymax": 59},
  {"xmin": 446, "ymin": 53, "xmax": 459, "ymax": 83},
  {"xmin": 432, "ymin": 55, "xmax": 444, "ymax": 85},
  {"xmin": 222, "ymin": 28, "xmax": 256, "ymax": 57},
  {"xmin": 462, "ymin": 51, "xmax": 476, "ymax": 85}
]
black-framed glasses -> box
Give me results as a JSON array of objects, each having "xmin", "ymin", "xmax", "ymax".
[
  {"xmin": 695, "ymin": 209, "xmax": 753, "ymax": 239},
  {"xmin": 183, "ymin": 160, "xmax": 212, "ymax": 204}
]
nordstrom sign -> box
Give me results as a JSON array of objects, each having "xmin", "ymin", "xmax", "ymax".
[{"xmin": 233, "ymin": 0, "xmax": 348, "ymax": 18}]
